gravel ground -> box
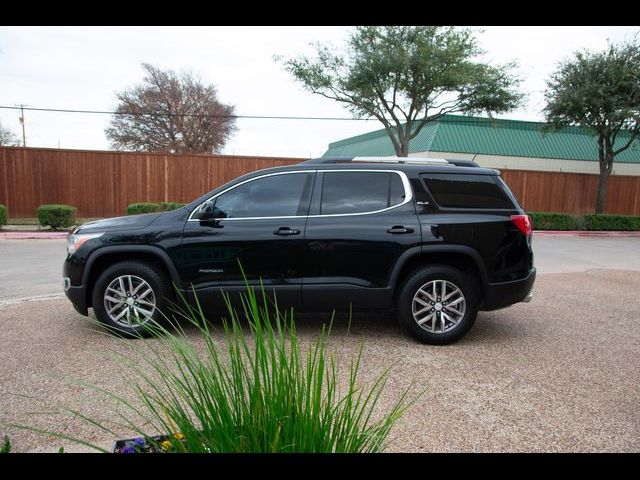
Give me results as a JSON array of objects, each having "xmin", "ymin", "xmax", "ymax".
[{"xmin": 1, "ymin": 269, "xmax": 639, "ymax": 452}]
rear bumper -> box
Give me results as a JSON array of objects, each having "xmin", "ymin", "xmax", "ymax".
[{"xmin": 481, "ymin": 268, "xmax": 536, "ymax": 311}]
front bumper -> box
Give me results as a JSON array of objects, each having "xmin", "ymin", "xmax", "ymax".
[
  {"xmin": 481, "ymin": 268, "xmax": 536, "ymax": 311},
  {"xmin": 64, "ymin": 283, "xmax": 88, "ymax": 316},
  {"xmin": 63, "ymin": 255, "xmax": 89, "ymax": 316}
]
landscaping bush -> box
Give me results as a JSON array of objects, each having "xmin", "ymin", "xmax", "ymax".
[
  {"xmin": 126, "ymin": 203, "xmax": 161, "ymax": 215},
  {"xmin": 529, "ymin": 212, "xmax": 579, "ymax": 231},
  {"xmin": 583, "ymin": 214, "xmax": 640, "ymax": 231},
  {"xmin": 36, "ymin": 204, "xmax": 76, "ymax": 230},
  {"xmin": 0, "ymin": 204, "xmax": 7, "ymax": 228},
  {"xmin": 158, "ymin": 202, "xmax": 186, "ymax": 212}
]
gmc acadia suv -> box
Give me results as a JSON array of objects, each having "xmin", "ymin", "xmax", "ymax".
[{"xmin": 63, "ymin": 156, "xmax": 535, "ymax": 344}]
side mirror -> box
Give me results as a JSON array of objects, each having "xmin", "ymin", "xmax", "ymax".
[
  {"xmin": 197, "ymin": 200, "xmax": 225, "ymax": 224},
  {"xmin": 197, "ymin": 200, "xmax": 216, "ymax": 220}
]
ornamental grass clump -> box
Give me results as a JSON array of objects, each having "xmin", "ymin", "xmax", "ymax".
[
  {"xmin": 109, "ymin": 286, "xmax": 415, "ymax": 453},
  {"xmin": 10, "ymin": 279, "xmax": 418, "ymax": 453}
]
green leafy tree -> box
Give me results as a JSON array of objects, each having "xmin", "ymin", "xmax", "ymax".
[
  {"xmin": 281, "ymin": 26, "xmax": 522, "ymax": 156},
  {"xmin": 544, "ymin": 39, "xmax": 640, "ymax": 213}
]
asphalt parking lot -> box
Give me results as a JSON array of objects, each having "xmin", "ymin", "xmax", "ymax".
[
  {"xmin": 2, "ymin": 235, "xmax": 640, "ymax": 302},
  {"xmin": 1, "ymin": 236, "xmax": 639, "ymax": 452}
]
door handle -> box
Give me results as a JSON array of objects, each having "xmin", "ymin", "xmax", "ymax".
[
  {"xmin": 387, "ymin": 226, "xmax": 414, "ymax": 234},
  {"xmin": 273, "ymin": 227, "xmax": 300, "ymax": 236}
]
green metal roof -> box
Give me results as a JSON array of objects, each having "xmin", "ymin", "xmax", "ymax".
[{"xmin": 323, "ymin": 114, "xmax": 640, "ymax": 163}]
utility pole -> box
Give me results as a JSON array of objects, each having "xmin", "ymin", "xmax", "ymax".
[{"xmin": 16, "ymin": 104, "xmax": 27, "ymax": 147}]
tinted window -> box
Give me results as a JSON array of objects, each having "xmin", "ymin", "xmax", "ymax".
[
  {"xmin": 320, "ymin": 172, "xmax": 405, "ymax": 215},
  {"xmin": 389, "ymin": 172, "xmax": 406, "ymax": 206},
  {"xmin": 422, "ymin": 174, "xmax": 514, "ymax": 209},
  {"xmin": 213, "ymin": 173, "xmax": 311, "ymax": 218}
]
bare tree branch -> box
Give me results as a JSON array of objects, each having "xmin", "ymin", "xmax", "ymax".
[{"xmin": 106, "ymin": 64, "xmax": 236, "ymax": 154}]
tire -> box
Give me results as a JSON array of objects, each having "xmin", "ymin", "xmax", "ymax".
[
  {"xmin": 91, "ymin": 260, "xmax": 174, "ymax": 338},
  {"xmin": 396, "ymin": 264, "xmax": 479, "ymax": 345}
]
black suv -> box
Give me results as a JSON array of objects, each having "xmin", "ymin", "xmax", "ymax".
[{"xmin": 63, "ymin": 156, "xmax": 535, "ymax": 344}]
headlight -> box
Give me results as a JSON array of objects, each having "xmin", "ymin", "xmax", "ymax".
[{"xmin": 67, "ymin": 232, "xmax": 103, "ymax": 255}]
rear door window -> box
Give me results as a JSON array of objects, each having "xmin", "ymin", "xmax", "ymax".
[
  {"xmin": 421, "ymin": 174, "xmax": 514, "ymax": 209},
  {"xmin": 320, "ymin": 171, "xmax": 406, "ymax": 215}
]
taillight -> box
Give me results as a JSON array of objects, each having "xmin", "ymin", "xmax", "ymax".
[{"xmin": 511, "ymin": 214, "xmax": 532, "ymax": 236}]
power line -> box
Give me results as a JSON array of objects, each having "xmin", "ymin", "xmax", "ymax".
[
  {"xmin": 0, "ymin": 104, "xmax": 544, "ymax": 125},
  {"xmin": 0, "ymin": 105, "xmax": 378, "ymax": 121}
]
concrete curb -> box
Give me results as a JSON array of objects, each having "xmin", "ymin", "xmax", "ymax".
[
  {"xmin": 0, "ymin": 231, "xmax": 69, "ymax": 239},
  {"xmin": 0, "ymin": 293, "xmax": 66, "ymax": 308},
  {"xmin": 533, "ymin": 230, "xmax": 640, "ymax": 237}
]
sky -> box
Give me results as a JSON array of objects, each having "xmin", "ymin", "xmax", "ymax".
[{"xmin": 0, "ymin": 26, "xmax": 638, "ymax": 158}]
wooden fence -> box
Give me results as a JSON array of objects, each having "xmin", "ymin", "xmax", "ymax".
[
  {"xmin": 0, "ymin": 147, "xmax": 302, "ymax": 218},
  {"xmin": 501, "ymin": 169, "xmax": 640, "ymax": 216},
  {"xmin": 1, "ymin": 146, "xmax": 639, "ymax": 218}
]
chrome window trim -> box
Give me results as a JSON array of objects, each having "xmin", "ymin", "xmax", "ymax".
[
  {"xmin": 187, "ymin": 170, "xmax": 311, "ymax": 222},
  {"xmin": 187, "ymin": 169, "xmax": 413, "ymax": 222}
]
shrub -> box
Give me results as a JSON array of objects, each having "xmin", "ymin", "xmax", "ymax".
[
  {"xmin": 36, "ymin": 204, "xmax": 76, "ymax": 230},
  {"xmin": 529, "ymin": 212, "xmax": 579, "ymax": 231},
  {"xmin": 0, "ymin": 204, "xmax": 7, "ymax": 228},
  {"xmin": 158, "ymin": 202, "xmax": 186, "ymax": 212},
  {"xmin": 126, "ymin": 203, "xmax": 161, "ymax": 215},
  {"xmin": 583, "ymin": 214, "xmax": 640, "ymax": 231}
]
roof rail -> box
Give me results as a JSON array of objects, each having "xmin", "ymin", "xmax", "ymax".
[
  {"xmin": 352, "ymin": 156, "xmax": 450, "ymax": 165},
  {"xmin": 302, "ymin": 156, "xmax": 451, "ymax": 166},
  {"xmin": 302, "ymin": 157, "xmax": 352, "ymax": 165}
]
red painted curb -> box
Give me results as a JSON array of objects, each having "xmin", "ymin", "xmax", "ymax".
[
  {"xmin": 533, "ymin": 230, "xmax": 640, "ymax": 237},
  {"xmin": 0, "ymin": 231, "xmax": 69, "ymax": 239}
]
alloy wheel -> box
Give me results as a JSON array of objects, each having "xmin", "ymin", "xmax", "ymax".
[
  {"xmin": 103, "ymin": 275, "xmax": 156, "ymax": 328},
  {"xmin": 411, "ymin": 279, "xmax": 466, "ymax": 334}
]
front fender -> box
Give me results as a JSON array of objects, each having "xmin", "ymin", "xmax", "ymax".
[{"xmin": 81, "ymin": 245, "xmax": 182, "ymax": 287}]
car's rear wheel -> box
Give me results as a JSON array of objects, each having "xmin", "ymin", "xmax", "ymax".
[
  {"xmin": 396, "ymin": 264, "xmax": 478, "ymax": 345},
  {"xmin": 91, "ymin": 261, "xmax": 173, "ymax": 338}
]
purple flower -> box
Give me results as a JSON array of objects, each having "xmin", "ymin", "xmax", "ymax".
[
  {"xmin": 121, "ymin": 446, "xmax": 135, "ymax": 454},
  {"xmin": 134, "ymin": 437, "xmax": 145, "ymax": 446}
]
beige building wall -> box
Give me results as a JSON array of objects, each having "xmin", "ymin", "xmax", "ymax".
[{"xmin": 411, "ymin": 151, "xmax": 640, "ymax": 176}]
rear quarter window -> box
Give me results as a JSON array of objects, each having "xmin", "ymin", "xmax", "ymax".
[{"xmin": 421, "ymin": 174, "xmax": 514, "ymax": 209}]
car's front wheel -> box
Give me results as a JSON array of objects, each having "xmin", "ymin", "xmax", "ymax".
[
  {"xmin": 396, "ymin": 264, "xmax": 479, "ymax": 345},
  {"xmin": 91, "ymin": 261, "xmax": 173, "ymax": 338}
]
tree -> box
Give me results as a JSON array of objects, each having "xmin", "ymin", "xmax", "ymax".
[
  {"xmin": 544, "ymin": 40, "xmax": 640, "ymax": 214},
  {"xmin": 106, "ymin": 64, "xmax": 237, "ymax": 154},
  {"xmin": 0, "ymin": 121, "xmax": 19, "ymax": 147},
  {"xmin": 281, "ymin": 26, "xmax": 522, "ymax": 157}
]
